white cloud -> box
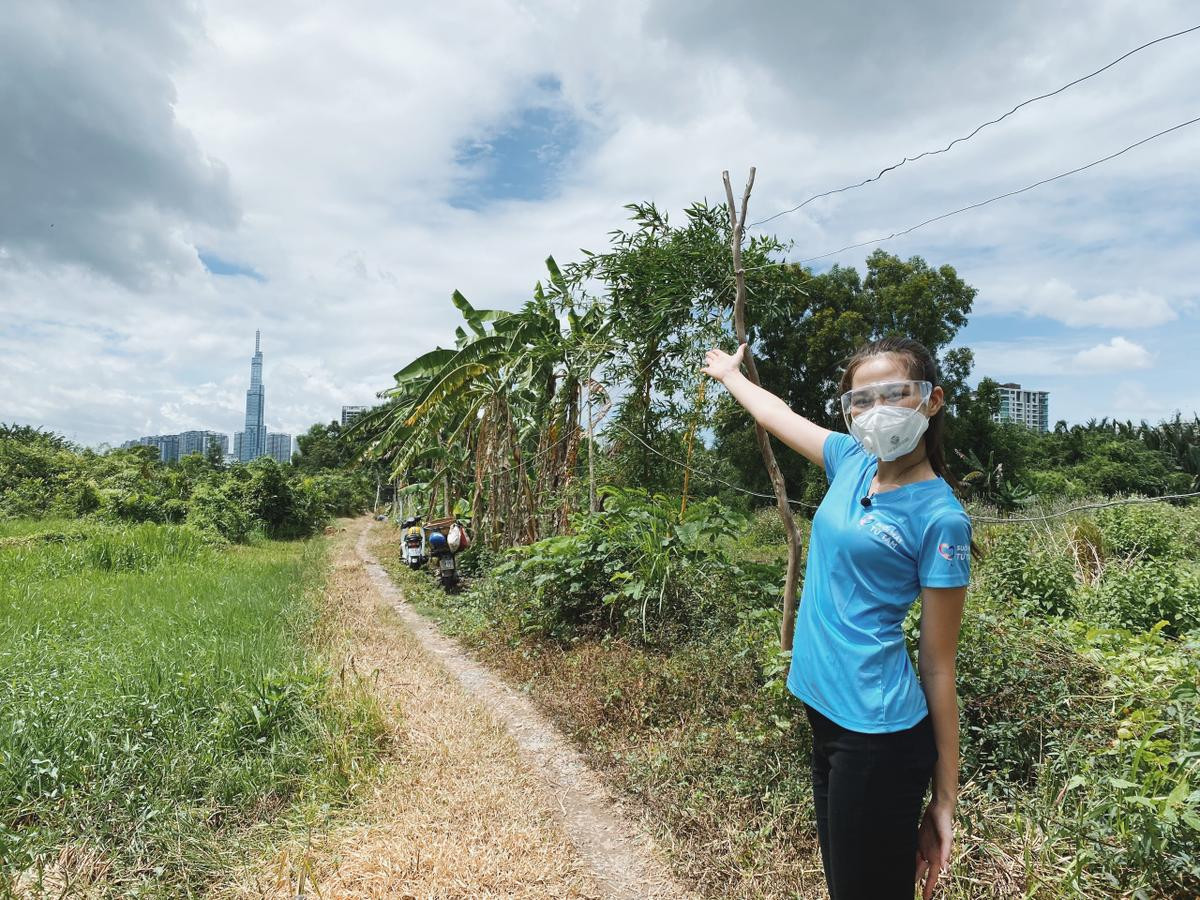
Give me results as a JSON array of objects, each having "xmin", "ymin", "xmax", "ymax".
[
  {"xmin": 1071, "ymin": 336, "xmax": 1153, "ymax": 373},
  {"xmin": 971, "ymin": 336, "xmax": 1155, "ymax": 377},
  {"xmin": 979, "ymin": 278, "xmax": 1177, "ymax": 328},
  {"xmin": 2, "ymin": 0, "xmax": 1199, "ymax": 445}
]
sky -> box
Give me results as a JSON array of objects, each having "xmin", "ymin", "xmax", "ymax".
[{"xmin": 2, "ymin": 0, "xmax": 1198, "ymax": 448}]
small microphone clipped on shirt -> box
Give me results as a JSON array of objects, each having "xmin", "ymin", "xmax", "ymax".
[{"xmin": 860, "ymin": 494, "xmax": 873, "ymax": 508}]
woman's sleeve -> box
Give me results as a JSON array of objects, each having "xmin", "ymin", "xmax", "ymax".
[
  {"xmin": 918, "ymin": 508, "xmax": 972, "ymax": 588},
  {"xmin": 822, "ymin": 432, "xmax": 861, "ymax": 484}
]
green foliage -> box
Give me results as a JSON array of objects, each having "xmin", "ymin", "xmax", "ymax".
[
  {"xmin": 743, "ymin": 504, "xmax": 788, "ymax": 545},
  {"xmin": 1096, "ymin": 502, "xmax": 1183, "ymax": 559},
  {"xmin": 950, "ymin": 600, "xmax": 1109, "ymax": 787},
  {"xmin": 976, "ymin": 528, "xmax": 1077, "ymax": 617},
  {"xmin": 0, "ymin": 426, "xmax": 370, "ymax": 541},
  {"xmin": 293, "ymin": 419, "xmax": 372, "ymax": 473},
  {"xmin": 1021, "ymin": 468, "xmax": 1088, "ymax": 499},
  {"xmin": 1081, "ymin": 558, "xmax": 1200, "ymax": 636},
  {"xmin": 1054, "ymin": 621, "xmax": 1200, "ymax": 891},
  {"xmin": 497, "ymin": 486, "xmax": 781, "ymax": 642},
  {"xmin": 956, "ymin": 447, "xmax": 1035, "ymax": 511},
  {"xmin": 187, "ymin": 481, "xmax": 253, "ymax": 543}
]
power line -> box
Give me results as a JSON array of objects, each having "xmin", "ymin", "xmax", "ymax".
[
  {"xmin": 964, "ymin": 491, "xmax": 1200, "ymax": 523},
  {"xmin": 749, "ymin": 23, "xmax": 1200, "ymax": 230},
  {"xmin": 609, "ymin": 421, "xmax": 821, "ymax": 509},
  {"xmin": 742, "ymin": 113, "xmax": 1200, "ymax": 270}
]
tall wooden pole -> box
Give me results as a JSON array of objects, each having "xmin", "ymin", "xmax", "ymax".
[{"xmin": 722, "ymin": 168, "xmax": 805, "ymax": 651}]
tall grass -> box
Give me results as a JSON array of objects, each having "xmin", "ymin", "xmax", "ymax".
[{"xmin": 0, "ymin": 521, "xmax": 385, "ymax": 895}]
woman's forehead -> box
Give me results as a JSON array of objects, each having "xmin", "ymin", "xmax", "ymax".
[{"xmin": 851, "ymin": 354, "xmax": 911, "ymax": 387}]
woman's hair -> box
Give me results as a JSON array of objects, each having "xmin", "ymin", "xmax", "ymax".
[{"xmin": 839, "ymin": 335, "xmax": 982, "ymax": 561}]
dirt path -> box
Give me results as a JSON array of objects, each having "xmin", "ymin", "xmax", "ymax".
[{"xmin": 234, "ymin": 518, "xmax": 691, "ymax": 899}]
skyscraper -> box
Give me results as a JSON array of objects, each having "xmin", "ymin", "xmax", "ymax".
[{"xmin": 237, "ymin": 331, "xmax": 268, "ymax": 462}]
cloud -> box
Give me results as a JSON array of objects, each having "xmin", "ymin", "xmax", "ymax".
[
  {"xmin": 989, "ymin": 279, "xmax": 1177, "ymax": 328},
  {"xmin": 971, "ymin": 336, "xmax": 1154, "ymax": 376},
  {"xmin": 2, "ymin": 0, "xmax": 1198, "ymax": 447},
  {"xmin": 1071, "ymin": 336, "xmax": 1153, "ymax": 372},
  {"xmin": 0, "ymin": 2, "xmax": 238, "ymax": 286}
]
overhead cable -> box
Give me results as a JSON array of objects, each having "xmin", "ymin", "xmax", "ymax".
[
  {"xmin": 741, "ymin": 114, "xmax": 1200, "ymax": 270},
  {"xmin": 749, "ymin": 23, "xmax": 1200, "ymax": 229}
]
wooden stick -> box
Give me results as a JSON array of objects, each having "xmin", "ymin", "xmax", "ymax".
[{"xmin": 722, "ymin": 167, "xmax": 804, "ymax": 652}]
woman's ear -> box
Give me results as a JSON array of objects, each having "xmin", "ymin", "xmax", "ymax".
[{"xmin": 927, "ymin": 385, "xmax": 945, "ymax": 416}]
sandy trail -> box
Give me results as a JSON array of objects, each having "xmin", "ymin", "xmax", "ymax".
[{"xmin": 233, "ymin": 518, "xmax": 690, "ymax": 899}]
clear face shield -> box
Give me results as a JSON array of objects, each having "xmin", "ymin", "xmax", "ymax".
[{"xmin": 839, "ymin": 380, "xmax": 932, "ymax": 430}]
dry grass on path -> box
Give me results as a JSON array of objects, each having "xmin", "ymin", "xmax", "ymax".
[{"xmin": 228, "ymin": 518, "xmax": 687, "ymax": 899}]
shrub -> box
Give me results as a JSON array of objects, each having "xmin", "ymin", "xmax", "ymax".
[
  {"xmin": 1065, "ymin": 518, "xmax": 1105, "ymax": 584},
  {"xmin": 187, "ymin": 482, "xmax": 252, "ymax": 543},
  {"xmin": 977, "ymin": 528, "xmax": 1078, "ymax": 617},
  {"xmin": 951, "ymin": 602, "xmax": 1110, "ymax": 787},
  {"xmin": 744, "ymin": 505, "xmax": 787, "ymax": 545},
  {"xmin": 498, "ymin": 486, "xmax": 781, "ymax": 642},
  {"xmin": 1081, "ymin": 558, "xmax": 1200, "ymax": 636},
  {"xmin": 1096, "ymin": 503, "xmax": 1182, "ymax": 559},
  {"xmin": 1022, "ymin": 469, "xmax": 1080, "ymax": 499}
]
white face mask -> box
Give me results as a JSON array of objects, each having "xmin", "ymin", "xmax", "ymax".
[{"xmin": 849, "ymin": 404, "xmax": 929, "ymax": 461}]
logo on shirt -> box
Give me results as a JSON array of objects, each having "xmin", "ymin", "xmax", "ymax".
[
  {"xmin": 938, "ymin": 542, "xmax": 969, "ymax": 561},
  {"xmin": 858, "ymin": 512, "xmax": 904, "ymax": 552}
]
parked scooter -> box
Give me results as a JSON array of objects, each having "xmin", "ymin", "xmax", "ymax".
[
  {"xmin": 400, "ymin": 516, "xmax": 426, "ymax": 569},
  {"xmin": 424, "ymin": 525, "xmax": 458, "ymax": 590},
  {"xmin": 423, "ymin": 519, "xmax": 471, "ymax": 591}
]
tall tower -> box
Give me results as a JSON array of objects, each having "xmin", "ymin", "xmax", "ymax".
[{"xmin": 239, "ymin": 330, "xmax": 268, "ymax": 461}]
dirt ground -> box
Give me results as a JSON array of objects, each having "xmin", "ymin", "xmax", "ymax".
[{"xmin": 229, "ymin": 517, "xmax": 692, "ymax": 899}]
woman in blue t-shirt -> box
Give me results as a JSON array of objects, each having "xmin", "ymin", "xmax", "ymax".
[{"xmin": 702, "ymin": 335, "xmax": 976, "ymax": 900}]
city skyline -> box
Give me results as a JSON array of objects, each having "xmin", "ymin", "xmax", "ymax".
[{"xmin": 115, "ymin": 331, "xmax": 365, "ymax": 461}]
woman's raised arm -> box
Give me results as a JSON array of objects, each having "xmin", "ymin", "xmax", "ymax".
[{"xmin": 702, "ymin": 343, "xmax": 833, "ymax": 469}]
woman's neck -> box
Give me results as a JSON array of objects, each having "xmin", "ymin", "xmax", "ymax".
[{"xmin": 875, "ymin": 444, "xmax": 934, "ymax": 486}]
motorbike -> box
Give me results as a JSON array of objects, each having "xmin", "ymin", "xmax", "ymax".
[
  {"xmin": 400, "ymin": 516, "xmax": 426, "ymax": 569},
  {"xmin": 423, "ymin": 519, "xmax": 471, "ymax": 591},
  {"xmin": 424, "ymin": 525, "xmax": 458, "ymax": 590}
]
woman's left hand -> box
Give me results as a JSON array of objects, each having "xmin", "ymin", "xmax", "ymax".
[{"xmin": 915, "ymin": 799, "xmax": 954, "ymax": 899}]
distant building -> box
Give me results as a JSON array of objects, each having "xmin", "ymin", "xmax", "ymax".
[
  {"xmin": 341, "ymin": 405, "xmax": 369, "ymax": 427},
  {"xmin": 122, "ymin": 431, "xmax": 229, "ymax": 463},
  {"xmin": 121, "ymin": 434, "xmax": 180, "ymax": 463},
  {"xmin": 993, "ymin": 383, "xmax": 1050, "ymax": 432},
  {"xmin": 265, "ymin": 432, "xmax": 293, "ymax": 464},
  {"xmin": 178, "ymin": 430, "xmax": 228, "ymax": 458}
]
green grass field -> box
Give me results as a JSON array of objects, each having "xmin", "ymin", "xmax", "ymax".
[{"xmin": 0, "ymin": 520, "xmax": 384, "ymax": 895}]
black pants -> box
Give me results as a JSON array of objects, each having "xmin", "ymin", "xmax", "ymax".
[{"xmin": 804, "ymin": 703, "xmax": 938, "ymax": 900}]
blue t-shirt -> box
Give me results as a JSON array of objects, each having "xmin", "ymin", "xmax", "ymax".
[{"xmin": 786, "ymin": 431, "xmax": 972, "ymax": 733}]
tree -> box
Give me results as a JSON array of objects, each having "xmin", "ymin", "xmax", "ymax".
[
  {"xmin": 566, "ymin": 201, "xmax": 786, "ymax": 492},
  {"xmin": 205, "ymin": 437, "xmax": 225, "ymax": 469},
  {"xmin": 294, "ymin": 420, "xmax": 365, "ymax": 473},
  {"xmin": 714, "ymin": 251, "xmax": 978, "ymax": 499}
]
